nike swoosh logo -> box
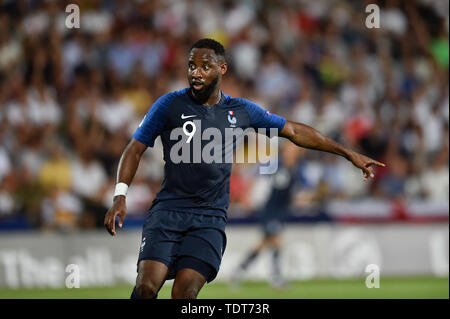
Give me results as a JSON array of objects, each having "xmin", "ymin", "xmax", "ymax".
[{"xmin": 181, "ymin": 114, "xmax": 197, "ymax": 119}]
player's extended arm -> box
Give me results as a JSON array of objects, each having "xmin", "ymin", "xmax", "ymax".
[
  {"xmin": 104, "ymin": 138, "xmax": 148, "ymax": 236},
  {"xmin": 279, "ymin": 120, "xmax": 385, "ymax": 180}
]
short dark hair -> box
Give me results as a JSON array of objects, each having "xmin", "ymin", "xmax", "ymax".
[{"xmin": 190, "ymin": 38, "xmax": 225, "ymax": 58}]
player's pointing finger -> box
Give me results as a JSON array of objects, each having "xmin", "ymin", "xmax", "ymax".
[
  {"xmin": 374, "ymin": 160, "xmax": 386, "ymax": 167},
  {"xmin": 367, "ymin": 159, "xmax": 385, "ymax": 167}
]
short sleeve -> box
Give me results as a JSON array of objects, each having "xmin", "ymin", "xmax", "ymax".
[
  {"xmin": 239, "ymin": 98, "xmax": 286, "ymax": 132},
  {"xmin": 133, "ymin": 92, "xmax": 174, "ymax": 147}
]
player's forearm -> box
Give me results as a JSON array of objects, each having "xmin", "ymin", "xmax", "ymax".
[
  {"xmin": 116, "ymin": 139, "xmax": 146, "ymax": 186},
  {"xmin": 280, "ymin": 120, "xmax": 352, "ymax": 160}
]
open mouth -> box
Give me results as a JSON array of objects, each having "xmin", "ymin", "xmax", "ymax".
[{"xmin": 192, "ymin": 82, "xmax": 204, "ymax": 90}]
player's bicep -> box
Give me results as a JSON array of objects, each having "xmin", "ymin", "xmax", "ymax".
[{"xmin": 129, "ymin": 138, "xmax": 148, "ymax": 156}]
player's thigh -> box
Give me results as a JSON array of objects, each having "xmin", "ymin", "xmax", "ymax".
[
  {"xmin": 177, "ymin": 221, "xmax": 227, "ymax": 282},
  {"xmin": 136, "ymin": 211, "xmax": 184, "ymax": 294},
  {"xmin": 267, "ymin": 234, "xmax": 281, "ymax": 247},
  {"xmin": 138, "ymin": 210, "xmax": 186, "ymax": 278},
  {"xmin": 172, "ymin": 266, "xmax": 207, "ymax": 299},
  {"xmin": 136, "ymin": 259, "xmax": 169, "ymax": 294}
]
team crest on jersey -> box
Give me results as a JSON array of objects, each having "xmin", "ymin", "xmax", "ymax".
[{"xmin": 228, "ymin": 110, "xmax": 237, "ymax": 128}]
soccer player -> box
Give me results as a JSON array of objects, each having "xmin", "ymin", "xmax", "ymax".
[
  {"xmin": 104, "ymin": 38, "xmax": 385, "ymax": 299},
  {"xmin": 232, "ymin": 142, "xmax": 302, "ymax": 289}
]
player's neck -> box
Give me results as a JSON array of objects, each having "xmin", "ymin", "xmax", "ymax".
[
  {"xmin": 203, "ymin": 89, "xmax": 222, "ymax": 106},
  {"xmin": 190, "ymin": 86, "xmax": 222, "ymax": 106}
]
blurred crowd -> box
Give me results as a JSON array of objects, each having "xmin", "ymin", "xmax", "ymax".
[{"xmin": 0, "ymin": 0, "xmax": 448, "ymax": 231}]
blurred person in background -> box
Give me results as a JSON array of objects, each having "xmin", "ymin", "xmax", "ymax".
[
  {"xmin": 70, "ymin": 142, "xmax": 109, "ymax": 228},
  {"xmin": 0, "ymin": 122, "xmax": 16, "ymax": 220},
  {"xmin": 420, "ymin": 140, "xmax": 449, "ymax": 203},
  {"xmin": 38, "ymin": 139, "xmax": 80, "ymax": 231},
  {"xmin": 232, "ymin": 142, "xmax": 303, "ymax": 289}
]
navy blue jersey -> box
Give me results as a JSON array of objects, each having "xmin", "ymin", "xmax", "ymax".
[{"xmin": 133, "ymin": 88, "xmax": 286, "ymax": 217}]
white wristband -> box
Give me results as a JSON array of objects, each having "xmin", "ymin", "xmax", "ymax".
[{"xmin": 114, "ymin": 183, "xmax": 128, "ymax": 197}]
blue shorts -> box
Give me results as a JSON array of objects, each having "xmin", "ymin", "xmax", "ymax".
[
  {"xmin": 262, "ymin": 218, "xmax": 283, "ymax": 237},
  {"xmin": 137, "ymin": 209, "xmax": 227, "ymax": 283}
]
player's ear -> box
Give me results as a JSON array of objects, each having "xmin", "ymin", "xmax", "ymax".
[{"xmin": 220, "ymin": 62, "xmax": 228, "ymax": 76}]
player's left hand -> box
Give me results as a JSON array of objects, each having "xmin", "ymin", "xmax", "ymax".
[{"xmin": 347, "ymin": 151, "xmax": 386, "ymax": 181}]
